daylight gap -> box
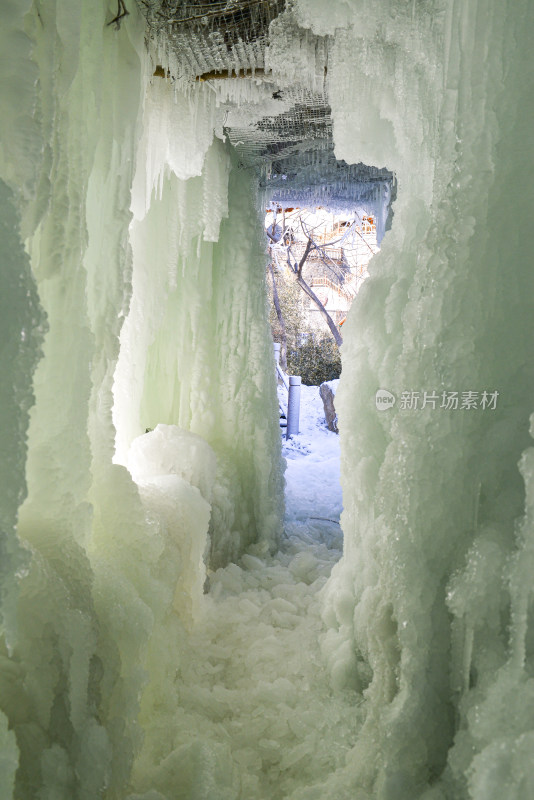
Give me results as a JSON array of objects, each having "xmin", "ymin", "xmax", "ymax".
[{"xmin": 246, "ymin": 154, "xmax": 396, "ymax": 556}]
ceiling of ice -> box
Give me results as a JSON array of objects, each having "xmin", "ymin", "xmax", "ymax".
[{"xmin": 136, "ymin": 0, "xmax": 394, "ymax": 230}]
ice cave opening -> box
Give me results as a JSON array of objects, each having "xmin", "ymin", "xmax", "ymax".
[
  {"xmin": 264, "ymin": 198, "xmax": 387, "ymax": 571},
  {"xmin": 2, "ymin": 1, "xmax": 534, "ymax": 799}
]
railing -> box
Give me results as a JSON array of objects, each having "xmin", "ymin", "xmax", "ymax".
[
  {"xmin": 309, "ymin": 275, "xmax": 356, "ymax": 301},
  {"xmin": 292, "ymin": 243, "xmax": 343, "ymax": 262}
]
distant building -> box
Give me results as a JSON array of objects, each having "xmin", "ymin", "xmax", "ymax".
[{"xmin": 266, "ymin": 207, "xmax": 379, "ymax": 337}]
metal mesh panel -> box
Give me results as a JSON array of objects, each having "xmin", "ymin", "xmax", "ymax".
[
  {"xmin": 225, "ymin": 90, "xmax": 332, "ymax": 169},
  {"xmin": 138, "ymin": 0, "xmax": 284, "ymax": 77},
  {"xmin": 135, "ymin": 0, "xmax": 395, "ymax": 222}
]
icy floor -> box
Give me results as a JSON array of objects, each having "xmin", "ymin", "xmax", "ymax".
[
  {"xmin": 282, "ymin": 382, "xmax": 343, "ymax": 543},
  {"xmin": 161, "ymin": 385, "xmax": 361, "ymax": 798}
]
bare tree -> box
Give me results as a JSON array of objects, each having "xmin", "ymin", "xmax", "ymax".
[
  {"xmin": 266, "ymin": 208, "xmax": 349, "ymax": 347},
  {"xmin": 266, "ymin": 207, "xmax": 288, "ymax": 367},
  {"xmin": 269, "ymin": 261, "xmax": 288, "ymax": 369}
]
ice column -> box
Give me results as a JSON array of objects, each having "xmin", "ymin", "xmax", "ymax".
[
  {"xmin": 114, "ymin": 78, "xmax": 284, "ymax": 569},
  {"xmin": 292, "ymin": 0, "xmax": 534, "ymax": 797}
]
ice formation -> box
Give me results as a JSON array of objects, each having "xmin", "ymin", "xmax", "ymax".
[{"xmin": 1, "ymin": 0, "xmax": 534, "ymax": 799}]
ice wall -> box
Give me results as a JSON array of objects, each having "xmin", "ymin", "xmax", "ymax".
[
  {"xmin": 113, "ymin": 76, "xmax": 283, "ymax": 568},
  {"xmin": 0, "ymin": 2, "xmax": 151, "ymax": 796},
  {"xmin": 0, "ymin": 2, "xmax": 283, "ymax": 798},
  {"xmin": 0, "ymin": 175, "xmax": 45, "ymax": 797},
  {"xmin": 292, "ymin": 0, "xmax": 534, "ymax": 797},
  {"xmin": 3, "ymin": 0, "xmax": 534, "ymax": 797}
]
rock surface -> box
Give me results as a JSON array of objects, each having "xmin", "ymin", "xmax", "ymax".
[{"xmin": 319, "ymin": 381, "xmax": 338, "ymax": 433}]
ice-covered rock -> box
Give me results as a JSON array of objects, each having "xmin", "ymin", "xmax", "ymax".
[{"xmin": 319, "ymin": 380, "xmax": 339, "ymax": 433}]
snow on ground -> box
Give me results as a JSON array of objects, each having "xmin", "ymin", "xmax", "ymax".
[
  {"xmin": 282, "ymin": 382, "xmax": 342, "ymax": 550},
  {"xmin": 144, "ymin": 385, "xmax": 360, "ymax": 799}
]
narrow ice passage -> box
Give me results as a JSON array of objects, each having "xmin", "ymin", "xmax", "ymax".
[
  {"xmin": 131, "ymin": 390, "xmax": 354, "ymax": 799},
  {"xmin": 3, "ymin": 1, "xmax": 534, "ymax": 799}
]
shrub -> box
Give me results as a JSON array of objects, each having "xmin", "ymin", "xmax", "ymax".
[{"xmin": 287, "ymin": 334, "xmax": 341, "ymax": 385}]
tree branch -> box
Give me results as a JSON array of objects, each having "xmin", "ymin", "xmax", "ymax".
[
  {"xmin": 297, "ymin": 238, "xmax": 312, "ymax": 279},
  {"xmin": 270, "ymin": 210, "xmax": 345, "ymax": 347},
  {"xmin": 269, "ymin": 262, "xmax": 287, "ymax": 369},
  {"xmin": 300, "ymin": 216, "xmax": 356, "ymax": 250},
  {"xmin": 107, "ymin": 0, "xmax": 129, "ymax": 28},
  {"xmin": 286, "ymin": 241, "xmax": 343, "ymax": 345},
  {"xmin": 271, "ymin": 206, "xmax": 278, "ymax": 239},
  {"xmin": 296, "ymin": 275, "xmax": 343, "ymax": 346}
]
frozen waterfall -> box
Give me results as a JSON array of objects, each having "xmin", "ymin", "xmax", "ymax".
[{"xmin": 1, "ymin": 1, "xmax": 534, "ymax": 799}]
